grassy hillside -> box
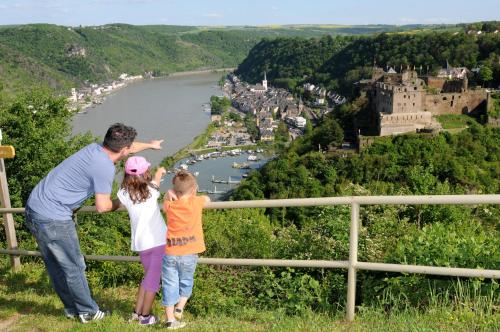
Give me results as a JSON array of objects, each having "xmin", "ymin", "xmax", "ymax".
[{"xmin": 1, "ymin": 258, "xmax": 497, "ymax": 331}]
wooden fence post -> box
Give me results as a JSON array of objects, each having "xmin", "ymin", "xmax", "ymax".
[{"xmin": 0, "ymin": 157, "xmax": 21, "ymax": 272}]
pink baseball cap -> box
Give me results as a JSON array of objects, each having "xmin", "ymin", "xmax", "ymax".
[{"xmin": 125, "ymin": 156, "xmax": 151, "ymax": 175}]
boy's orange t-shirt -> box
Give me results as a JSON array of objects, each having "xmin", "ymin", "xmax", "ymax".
[{"xmin": 163, "ymin": 195, "xmax": 206, "ymax": 255}]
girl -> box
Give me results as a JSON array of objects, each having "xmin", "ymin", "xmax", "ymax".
[{"xmin": 117, "ymin": 156, "xmax": 167, "ymax": 326}]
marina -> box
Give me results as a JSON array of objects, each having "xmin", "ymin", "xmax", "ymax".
[{"xmin": 162, "ymin": 150, "xmax": 271, "ymax": 200}]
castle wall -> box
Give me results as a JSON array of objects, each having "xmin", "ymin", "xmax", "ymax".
[
  {"xmin": 425, "ymin": 77, "xmax": 467, "ymax": 93},
  {"xmin": 378, "ymin": 111, "xmax": 432, "ymax": 136},
  {"xmin": 426, "ymin": 77, "xmax": 446, "ymax": 90},
  {"xmin": 379, "ymin": 124, "xmax": 417, "ymax": 136},
  {"xmin": 424, "ymin": 90, "xmax": 487, "ymax": 115},
  {"xmin": 374, "ymin": 83, "xmax": 394, "ymax": 114},
  {"xmin": 391, "ymin": 89, "xmax": 425, "ymax": 114},
  {"xmin": 442, "ymin": 79, "xmax": 467, "ymax": 93},
  {"xmin": 366, "ymin": 69, "xmax": 488, "ymax": 136}
]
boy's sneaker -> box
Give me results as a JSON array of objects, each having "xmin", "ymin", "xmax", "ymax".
[
  {"xmin": 128, "ymin": 311, "xmax": 140, "ymax": 323},
  {"xmin": 139, "ymin": 314, "xmax": 158, "ymax": 326},
  {"xmin": 174, "ymin": 308, "xmax": 183, "ymax": 321},
  {"xmin": 79, "ymin": 309, "xmax": 108, "ymax": 323},
  {"xmin": 166, "ymin": 320, "xmax": 186, "ymax": 330}
]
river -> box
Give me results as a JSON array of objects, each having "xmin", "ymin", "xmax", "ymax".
[
  {"xmin": 71, "ymin": 72, "xmax": 266, "ymax": 200},
  {"xmin": 72, "ymin": 72, "xmax": 221, "ymax": 166}
]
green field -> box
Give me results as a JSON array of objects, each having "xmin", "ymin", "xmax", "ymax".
[{"xmin": 436, "ymin": 114, "xmax": 479, "ymax": 129}]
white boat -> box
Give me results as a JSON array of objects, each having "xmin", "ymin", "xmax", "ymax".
[
  {"xmin": 196, "ymin": 155, "xmax": 204, "ymax": 161},
  {"xmin": 180, "ymin": 164, "xmax": 188, "ymax": 170},
  {"xmin": 247, "ymin": 155, "xmax": 259, "ymax": 161}
]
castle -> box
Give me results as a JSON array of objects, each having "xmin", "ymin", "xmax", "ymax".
[{"xmin": 359, "ymin": 66, "xmax": 490, "ymax": 136}]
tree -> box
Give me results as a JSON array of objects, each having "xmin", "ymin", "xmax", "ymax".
[
  {"xmin": 0, "ymin": 88, "xmax": 94, "ymax": 208},
  {"xmin": 210, "ymin": 95, "xmax": 231, "ymax": 115},
  {"xmin": 0, "ymin": 88, "xmax": 94, "ymax": 244},
  {"xmin": 479, "ymin": 65, "xmax": 494, "ymax": 86},
  {"xmin": 227, "ymin": 112, "xmax": 241, "ymax": 122},
  {"xmin": 311, "ymin": 115, "xmax": 344, "ymax": 150}
]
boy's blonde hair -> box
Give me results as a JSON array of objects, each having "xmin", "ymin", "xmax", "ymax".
[{"xmin": 172, "ymin": 170, "xmax": 197, "ymax": 196}]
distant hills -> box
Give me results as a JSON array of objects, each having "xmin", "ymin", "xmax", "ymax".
[{"xmin": 0, "ymin": 23, "xmax": 467, "ymax": 97}]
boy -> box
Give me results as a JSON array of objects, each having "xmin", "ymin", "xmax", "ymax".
[{"xmin": 162, "ymin": 170, "xmax": 210, "ymax": 329}]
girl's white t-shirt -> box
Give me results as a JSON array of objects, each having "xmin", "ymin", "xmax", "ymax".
[{"xmin": 117, "ymin": 184, "xmax": 167, "ymax": 252}]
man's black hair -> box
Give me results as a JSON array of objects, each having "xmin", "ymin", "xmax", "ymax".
[{"xmin": 103, "ymin": 123, "xmax": 137, "ymax": 153}]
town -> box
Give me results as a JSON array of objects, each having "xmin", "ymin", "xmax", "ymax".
[
  {"xmin": 67, "ymin": 72, "xmax": 146, "ymax": 112},
  {"xmin": 211, "ymin": 63, "xmax": 495, "ymax": 152},
  {"xmin": 205, "ymin": 72, "xmax": 349, "ymax": 149}
]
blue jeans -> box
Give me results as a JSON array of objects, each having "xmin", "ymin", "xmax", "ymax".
[
  {"xmin": 25, "ymin": 207, "xmax": 99, "ymax": 315},
  {"xmin": 161, "ymin": 254, "xmax": 198, "ymax": 307}
]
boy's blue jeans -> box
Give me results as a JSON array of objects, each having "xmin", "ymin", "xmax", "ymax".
[
  {"xmin": 161, "ymin": 254, "xmax": 198, "ymax": 307},
  {"xmin": 25, "ymin": 206, "xmax": 99, "ymax": 316}
]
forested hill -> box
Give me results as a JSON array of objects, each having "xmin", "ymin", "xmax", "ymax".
[
  {"xmin": 0, "ymin": 24, "xmax": 259, "ymax": 96},
  {"xmin": 0, "ymin": 23, "xmax": 467, "ymax": 97},
  {"xmin": 236, "ymin": 31, "xmax": 500, "ymax": 97}
]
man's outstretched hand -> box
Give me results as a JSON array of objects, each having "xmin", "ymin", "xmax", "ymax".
[{"xmin": 149, "ymin": 139, "xmax": 164, "ymax": 150}]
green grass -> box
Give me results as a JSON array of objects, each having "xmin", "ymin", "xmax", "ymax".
[
  {"xmin": 489, "ymin": 93, "xmax": 500, "ymax": 119},
  {"xmin": 0, "ymin": 257, "xmax": 498, "ymax": 331},
  {"xmin": 436, "ymin": 114, "xmax": 478, "ymax": 129}
]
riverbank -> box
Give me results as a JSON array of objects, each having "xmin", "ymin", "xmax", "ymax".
[
  {"xmin": 166, "ymin": 67, "xmax": 236, "ymax": 78},
  {"xmin": 74, "ymin": 67, "xmax": 234, "ymax": 112},
  {"xmin": 159, "ymin": 123, "xmax": 219, "ymax": 169}
]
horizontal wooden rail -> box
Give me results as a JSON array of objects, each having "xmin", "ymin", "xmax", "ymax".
[
  {"xmin": 1, "ymin": 249, "xmax": 497, "ymax": 279},
  {"xmin": 1, "ymin": 194, "xmax": 499, "ymax": 214}
]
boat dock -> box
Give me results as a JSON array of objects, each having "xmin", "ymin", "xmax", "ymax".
[{"xmin": 211, "ymin": 175, "xmax": 241, "ymax": 184}]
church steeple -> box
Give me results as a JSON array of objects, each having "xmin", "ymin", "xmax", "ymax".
[{"xmin": 262, "ymin": 71, "xmax": 268, "ymax": 91}]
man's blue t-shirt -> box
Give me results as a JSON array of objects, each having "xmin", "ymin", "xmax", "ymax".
[{"xmin": 27, "ymin": 143, "xmax": 115, "ymax": 220}]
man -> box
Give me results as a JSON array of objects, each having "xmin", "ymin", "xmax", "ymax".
[{"xmin": 25, "ymin": 123, "xmax": 163, "ymax": 323}]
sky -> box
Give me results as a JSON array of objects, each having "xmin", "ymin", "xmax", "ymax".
[{"xmin": 0, "ymin": 0, "xmax": 499, "ymax": 27}]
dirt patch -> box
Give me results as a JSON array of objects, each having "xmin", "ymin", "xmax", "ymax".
[{"xmin": 0, "ymin": 313, "xmax": 21, "ymax": 331}]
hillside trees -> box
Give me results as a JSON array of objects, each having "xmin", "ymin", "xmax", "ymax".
[
  {"xmin": 0, "ymin": 88, "xmax": 94, "ymax": 242},
  {"xmin": 237, "ymin": 32, "xmax": 500, "ymax": 97}
]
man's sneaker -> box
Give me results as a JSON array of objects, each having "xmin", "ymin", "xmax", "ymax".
[
  {"xmin": 166, "ymin": 319, "xmax": 186, "ymax": 330},
  {"xmin": 128, "ymin": 311, "xmax": 140, "ymax": 323},
  {"xmin": 139, "ymin": 314, "xmax": 158, "ymax": 326},
  {"xmin": 79, "ymin": 310, "xmax": 108, "ymax": 323},
  {"xmin": 64, "ymin": 308, "xmax": 77, "ymax": 319},
  {"xmin": 174, "ymin": 308, "xmax": 183, "ymax": 321}
]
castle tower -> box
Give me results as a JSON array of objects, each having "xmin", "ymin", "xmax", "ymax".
[{"xmin": 262, "ymin": 72, "xmax": 268, "ymax": 91}]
